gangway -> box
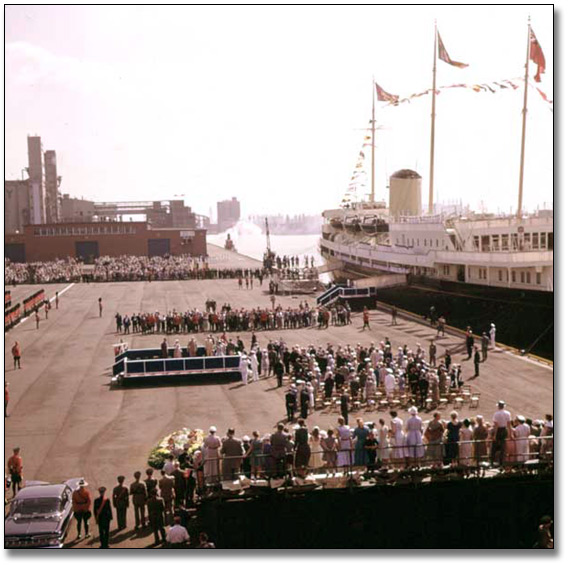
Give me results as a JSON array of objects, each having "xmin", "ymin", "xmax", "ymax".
[{"xmin": 316, "ymin": 284, "xmax": 376, "ymax": 309}]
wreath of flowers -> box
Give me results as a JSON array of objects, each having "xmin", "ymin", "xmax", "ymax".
[{"xmin": 148, "ymin": 428, "xmax": 205, "ymax": 469}]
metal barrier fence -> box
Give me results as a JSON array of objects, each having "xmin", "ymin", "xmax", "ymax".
[{"xmin": 188, "ymin": 435, "xmax": 553, "ymax": 486}]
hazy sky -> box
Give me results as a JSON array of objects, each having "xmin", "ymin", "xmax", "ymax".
[{"xmin": 5, "ymin": 5, "xmax": 553, "ymax": 219}]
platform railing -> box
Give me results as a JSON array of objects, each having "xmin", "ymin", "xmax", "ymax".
[{"xmin": 189, "ymin": 436, "xmax": 553, "ymax": 489}]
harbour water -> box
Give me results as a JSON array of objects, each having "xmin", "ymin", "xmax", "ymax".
[{"xmin": 208, "ymin": 221, "xmax": 323, "ymax": 266}]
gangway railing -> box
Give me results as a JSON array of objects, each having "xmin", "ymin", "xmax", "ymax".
[
  {"xmin": 317, "ymin": 285, "xmax": 376, "ymax": 307},
  {"xmin": 316, "ymin": 284, "xmax": 346, "ymax": 306},
  {"xmin": 112, "ymin": 353, "xmax": 242, "ymax": 384}
]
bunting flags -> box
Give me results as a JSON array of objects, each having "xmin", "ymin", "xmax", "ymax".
[
  {"xmin": 341, "ymin": 130, "xmax": 372, "ymax": 205},
  {"xmin": 375, "ymin": 77, "xmax": 552, "ymax": 109},
  {"xmin": 437, "ymin": 32, "xmax": 469, "ymax": 68},
  {"xmin": 375, "ymin": 83, "xmax": 399, "ymax": 103},
  {"xmin": 529, "ymin": 27, "xmax": 546, "ymax": 82}
]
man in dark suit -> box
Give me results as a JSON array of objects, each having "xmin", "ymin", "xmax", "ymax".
[
  {"xmin": 220, "ymin": 428, "xmax": 244, "ymax": 481},
  {"xmin": 147, "ymin": 489, "xmax": 166, "ymax": 546},
  {"xmin": 274, "ymin": 358, "xmax": 285, "ymax": 387},
  {"xmin": 300, "ymin": 387, "xmax": 310, "ymax": 419},
  {"xmin": 270, "ymin": 423, "xmax": 288, "ymax": 477},
  {"xmin": 324, "ymin": 373, "xmax": 334, "ymax": 399},
  {"xmin": 285, "ymin": 388, "xmax": 297, "ymax": 421},
  {"xmin": 474, "ymin": 346, "xmax": 481, "ymax": 377},
  {"xmin": 94, "ymin": 486, "xmax": 113, "ymax": 548},
  {"xmin": 466, "ymin": 330, "xmax": 475, "ymax": 359},
  {"xmin": 171, "ymin": 462, "xmax": 186, "ymax": 509},
  {"xmin": 340, "ymin": 388, "xmax": 350, "ymax": 425}
]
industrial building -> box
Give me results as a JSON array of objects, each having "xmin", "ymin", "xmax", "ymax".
[
  {"xmin": 5, "ymin": 221, "xmax": 207, "ymax": 263},
  {"xmin": 5, "ymin": 135, "xmax": 61, "ymax": 233},
  {"xmin": 217, "ymin": 197, "xmax": 240, "ymax": 232}
]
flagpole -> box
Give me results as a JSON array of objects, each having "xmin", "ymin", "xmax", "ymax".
[
  {"xmin": 428, "ymin": 21, "xmax": 437, "ymax": 215},
  {"xmin": 371, "ymin": 76, "xmax": 376, "ymax": 203},
  {"xmin": 517, "ymin": 18, "xmax": 531, "ymax": 219}
]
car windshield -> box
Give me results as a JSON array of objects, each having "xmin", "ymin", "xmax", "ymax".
[{"xmin": 11, "ymin": 498, "xmax": 62, "ymax": 516}]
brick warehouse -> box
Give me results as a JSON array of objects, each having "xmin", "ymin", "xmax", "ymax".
[{"xmin": 4, "ymin": 221, "xmax": 207, "ymax": 263}]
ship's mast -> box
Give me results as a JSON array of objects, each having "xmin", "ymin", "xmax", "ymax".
[
  {"xmin": 517, "ymin": 19, "xmax": 531, "ymax": 219},
  {"xmin": 428, "ymin": 20, "xmax": 437, "ymax": 215},
  {"xmin": 370, "ymin": 76, "xmax": 376, "ymax": 203}
]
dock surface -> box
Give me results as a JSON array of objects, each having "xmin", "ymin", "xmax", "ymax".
[{"xmin": 4, "ymin": 276, "xmax": 553, "ymax": 548}]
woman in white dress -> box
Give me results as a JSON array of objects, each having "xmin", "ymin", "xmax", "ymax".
[
  {"xmin": 377, "ymin": 418, "xmax": 390, "ymax": 465},
  {"xmin": 261, "ymin": 350, "xmax": 270, "ymax": 377},
  {"xmin": 202, "ymin": 426, "xmax": 221, "ymax": 484},
  {"xmin": 513, "ymin": 415, "xmax": 531, "ymax": 462},
  {"xmin": 404, "ymin": 406, "xmax": 425, "ymax": 467},
  {"xmin": 384, "ymin": 370, "xmax": 396, "ymax": 400},
  {"xmin": 336, "ymin": 417, "xmax": 353, "ymax": 469},
  {"xmin": 173, "ymin": 340, "xmax": 182, "ymax": 358},
  {"xmin": 308, "ymin": 427, "xmax": 323, "ymax": 470},
  {"xmin": 389, "ymin": 411, "xmax": 406, "ymax": 468},
  {"xmin": 306, "ymin": 382, "xmax": 315, "ymax": 412},
  {"xmin": 459, "ymin": 418, "xmax": 474, "ymax": 467}
]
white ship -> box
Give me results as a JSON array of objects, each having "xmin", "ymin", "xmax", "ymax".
[{"xmin": 320, "ymin": 23, "xmax": 553, "ymax": 296}]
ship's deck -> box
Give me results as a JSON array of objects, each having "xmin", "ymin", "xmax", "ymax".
[{"xmin": 4, "ymin": 245, "xmax": 553, "ymax": 548}]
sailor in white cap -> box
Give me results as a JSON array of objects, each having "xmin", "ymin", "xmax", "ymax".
[
  {"xmin": 491, "ymin": 400, "xmax": 511, "ymax": 466},
  {"xmin": 384, "ymin": 368, "xmax": 396, "ymax": 400},
  {"xmin": 261, "ymin": 349, "xmax": 270, "ymax": 377},
  {"xmin": 489, "ymin": 323, "xmax": 496, "ymax": 349},
  {"xmin": 249, "ymin": 350, "xmax": 259, "ymax": 382},
  {"xmin": 239, "ymin": 353, "xmax": 249, "ymax": 385}
]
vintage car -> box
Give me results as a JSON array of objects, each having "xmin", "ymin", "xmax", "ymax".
[{"xmin": 4, "ymin": 478, "xmax": 83, "ymax": 549}]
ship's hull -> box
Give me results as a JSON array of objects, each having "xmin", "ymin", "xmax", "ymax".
[{"xmin": 323, "ymin": 256, "xmax": 553, "ymax": 359}]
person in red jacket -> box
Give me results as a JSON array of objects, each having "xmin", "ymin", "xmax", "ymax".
[
  {"xmin": 362, "ymin": 307, "xmax": 371, "ymax": 330},
  {"xmin": 7, "ymin": 447, "xmax": 23, "ymax": 496},
  {"xmin": 11, "ymin": 342, "xmax": 21, "ymax": 369},
  {"xmin": 72, "ymin": 479, "xmax": 92, "ymax": 539}
]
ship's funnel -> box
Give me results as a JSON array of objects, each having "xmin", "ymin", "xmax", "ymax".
[{"xmin": 389, "ymin": 169, "xmax": 422, "ymax": 218}]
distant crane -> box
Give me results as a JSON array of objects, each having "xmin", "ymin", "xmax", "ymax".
[{"xmin": 263, "ymin": 217, "xmax": 276, "ymax": 271}]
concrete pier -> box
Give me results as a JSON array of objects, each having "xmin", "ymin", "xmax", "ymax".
[{"xmin": 4, "ymin": 263, "xmax": 552, "ymax": 548}]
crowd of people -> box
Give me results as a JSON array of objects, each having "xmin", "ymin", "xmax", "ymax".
[
  {"xmin": 181, "ymin": 408, "xmax": 553, "ymax": 489},
  {"xmin": 5, "ymin": 258, "xmax": 82, "ymax": 285},
  {"xmin": 113, "ymin": 299, "xmax": 353, "ymax": 336},
  {"xmin": 6, "ymin": 447, "xmax": 215, "ymax": 549},
  {"xmin": 133, "ymin": 332, "xmax": 553, "ymax": 477},
  {"xmin": 93, "ymin": 255, "xmax": 267, "ymax": 282}
]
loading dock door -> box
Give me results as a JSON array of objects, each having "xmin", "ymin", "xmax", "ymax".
[
  {"xmin": 148, "ymin": 238, "xmax": 170, "ymax": 257},
  {"xmin": 5, "ymin": 243, "xmax": 26, "ymax": 263},
  {"xmin": 75, "ymin": 241, "xmax": 100, "ymax": 263}
]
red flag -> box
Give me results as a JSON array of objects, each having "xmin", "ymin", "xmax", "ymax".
[
  {"xmin": 375, "ymin": 83, "xmax": 399, "ymax": 104},
  {"xmin": 437, "ymin": 32, "xmax": 469, "ymax": 68},
  {"xmin": 529, "ymin": 27, "xmax": 546, "ymax": 82}
]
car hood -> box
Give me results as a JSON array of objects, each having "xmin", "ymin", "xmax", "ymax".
[{"xmin": 5, "ymin": 516, "xmax": 63, "ymax": 537}]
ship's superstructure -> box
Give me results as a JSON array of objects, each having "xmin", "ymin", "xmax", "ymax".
[{"xmin": 320, "ymin": 22, "xmax": 553, "ymax": 295}]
